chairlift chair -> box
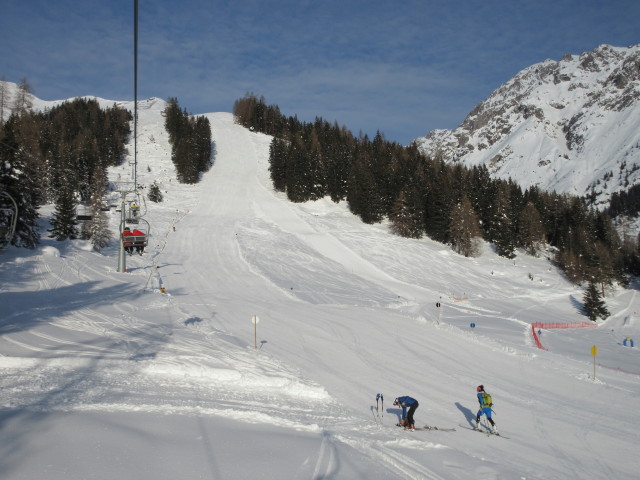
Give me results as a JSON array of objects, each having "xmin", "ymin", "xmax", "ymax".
[
  {"xmin": 125, "ymin": 195, "xmax": 146, "ymax": 224},
  {"xmin": 121, "ymin": 217, "xmax": 150, "ymax": 255},
  {"xmin": 127, "ymin": 202, "xmax": 140, "ymax": 223},
  {"xmin": 76, "ymin": 204, "xmax": 93, "ymax": 221}
]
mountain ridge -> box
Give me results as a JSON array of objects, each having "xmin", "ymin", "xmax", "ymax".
[{"xmin": 414, "ymin": 44, "xmax": 640, "ymax": 207}]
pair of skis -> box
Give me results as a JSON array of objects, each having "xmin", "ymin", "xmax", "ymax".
[
  {"xmin": 458, "ymin": 424, "xmax": 509, "ymax": 439},
  {"xmin": 371, "ymin": 393, "xmax": 384, "ymax": 427},
  {"xmin": 396, "ymin": 423, "xmax": 456, "ymax": 432}
]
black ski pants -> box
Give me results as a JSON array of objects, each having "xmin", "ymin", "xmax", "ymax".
[{"xmin": 407, "ymin": 401, "xmax": 419, "ymax": 425}]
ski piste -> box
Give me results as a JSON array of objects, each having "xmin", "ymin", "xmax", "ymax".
[
  {"xmin": 396, "ymin": 423, "xmax": 456, "ymax": 432},
  {"xmin": 459, "ymin": 424, "xmax": 509, "ymax": 439}
]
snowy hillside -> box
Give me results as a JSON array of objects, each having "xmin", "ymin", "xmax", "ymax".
[
  {"xmin": 1, "ymin": 80, "xmax": 136, "ymax": 121},
  {"xmin": 415, "ymin": 44, "xmax": 640, "ymax": 207},
  {"xmin": 1, "ymin": 98, "xmax": 639, "ymax": 479}
]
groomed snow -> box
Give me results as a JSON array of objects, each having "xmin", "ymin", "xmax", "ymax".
[{"xmin": 1, "ymin": 104, "xmax": 639, "ymax": 480}]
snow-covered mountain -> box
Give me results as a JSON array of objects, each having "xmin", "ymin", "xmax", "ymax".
[{"xmin": 414, "ymin": 44, "xmax": 640, "ymax": 207}]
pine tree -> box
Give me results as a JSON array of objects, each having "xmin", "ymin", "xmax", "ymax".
[
  {"xmin": 389, "ymin": 186, "xmax": 423, "ymax": 238},
  {"xmin": 285, "ymin": 137, "xmax": 314, "ymax": 202},
  {"xmin": 164, "ymin": 99, "xmax": 212, "ymax": 184},
  {"xmin": 269, "ymin": 137, "xmax": 288, "ymax": 192},
  {"xmin": 489, "ymin": 184, "xmax": 517, "ymax": 258},
  {"xmin": 0, "ymin": 116, "xmax": 40, "ymax": 248},
  {"xmin": 346, "ymin": 151, "xmax": 384, "ymax": 224},
  {"xmin": 582, "ymin": 281, "xmax": 610, "ymax": 321},
  {"xmin": 148, "ymin": 181, "xmax": 163, "ymax": 203},
  {"xmin": 84, "ymin": 165, "xmax": 112, "ymax": 251},
  {"xmin": 422, "ymin": 156, "xmax": 453, "ymax": 243},
  {"xmin": 164, "ymin": 98, "xmax": 183, "ymax": 145},
  {"xmin": 49, "ymin": 184, "xmax": 78, "ymax": 241},
  {"xmin": 449, "ymin": 195, "xmax": 482, "ymax": 257},
  {"xmin": 305, "ymin": 127, "xmax": 327, "ymax": 200},
  {"xmin": 518, "ymin": 201, "xmax": 545, "ymax": 255}
]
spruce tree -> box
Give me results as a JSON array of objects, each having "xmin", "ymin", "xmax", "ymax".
[
  {"xmin": 582, "ymin": 281, "xmax": 610, "ymax": 321},
  {"xmin": 518, "ymin": 201, "xmax": 545, "ymax": 255},
  {"xmin": 49, "ymin": 184, "xmax": 78, "ymax": 241},
  {"xmin": 269, "ymin": 137, "xmax": 288, "ymax": 192},
  {"xmin": 449, "ymin": 196, "xmax": 482, "ymax": 257},
  {"xmin": 489, "ymin": 184, "xmax": 517, "ymax": 258},
  {"xmin": 423, "ymin": 183, "xmax": 451, "ymax": 244},
  {"xmin": 148, "ymin": 181, "xmax": 163, "ymax": 203},
  {"xmin": 346, "ymin": 152, "xmax": 384, "ymax": 224},
  {"xmin": 164, "ymin": 99, "xmax": 212, "ymax": 184},
  {"xmin": 285, "ymin": 137, "xmax": 313, "ymax": 202},
  {"xmin": 84, "ymin": 166, "xmax": 112, "ymax": 251},
  {"xmin": 389, "ymin": 186, "xmax": 423, "ymax": 238},
  {"xmin": 422, "ymin": 157, "xmax": 453, "ymax": 243},
  {"xmin": 0, "ymin": 116, "xmax": 40, "ymax": 248}
]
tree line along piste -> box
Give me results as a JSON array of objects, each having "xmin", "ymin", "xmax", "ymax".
[{"xmin": 233, "ymin": 93, "xmax": 639, "ymax": 319}]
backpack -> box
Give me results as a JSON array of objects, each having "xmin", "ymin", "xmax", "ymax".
[{"xmin": 481, "ymin": 392, "xmax": 493, "ymax": 407}]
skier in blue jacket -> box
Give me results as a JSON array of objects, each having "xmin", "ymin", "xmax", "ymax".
[
  {"xmin": 394, "ymin": 396, "xmax": 419, "ymax": 431},
  {"xmin": 475, "ymin": 385, "xmax": 497, "ymax": 433}
]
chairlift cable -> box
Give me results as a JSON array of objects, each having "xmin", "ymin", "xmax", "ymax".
[{"xmin": 134, "ymin": 0, "xmax": 138, "ymax": 191}]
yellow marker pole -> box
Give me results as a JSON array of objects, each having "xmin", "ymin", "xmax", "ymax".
[{"xmin": 591, "ymin": 345, "xmax": 598, "ymax": 380}]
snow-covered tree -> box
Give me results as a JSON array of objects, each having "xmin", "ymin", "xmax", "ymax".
[
  {"xmin": 49, "ymin": 184, "xmax": 78, "ymax": 241},
  {"xmin": 390, "ymin": 186, "xmax": 423, "ymax": 239},
  {"xmin": 148, "ymin": 181, "xmax": 163, "ymax": 203},
  {"xmin": 82, "ymin": 165, "xmax": 112, "ymax": 251},
  {"xmin": 449, "ymin": 195, "xmax": 482, "ymax": 257},
  {"xmin": 582, "ymin": 281, "xmax": 610, "ymax": 321}
]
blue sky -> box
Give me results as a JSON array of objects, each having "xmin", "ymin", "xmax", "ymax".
[{"xmin": 1, "ymin": 0, "xmax": 639, "ymax": 145}]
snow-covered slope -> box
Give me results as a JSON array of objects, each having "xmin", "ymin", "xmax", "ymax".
[
  {"xmin": 1, "ymin": 100, "xmax": 639, "ymax": 479},
  {"xmin": 415, "ymin": 44, "xmax": 640, "ymax": 207},
  {"xmin": 1, "ymin": 80, "xmax": 145, "ymax": 120}
]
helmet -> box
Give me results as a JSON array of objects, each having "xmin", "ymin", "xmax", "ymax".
[
  {"xmin": 477, "ymin": 385, "xmax": 484, "ymax": 392},
  {"xmin": 393, "ymin": 398, "xmax": 399, "ymax": 406}
]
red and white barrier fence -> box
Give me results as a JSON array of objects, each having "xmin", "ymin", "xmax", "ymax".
[{"xmin": 530, "ymin": 321, "xmax": 597, "ymax": 350}]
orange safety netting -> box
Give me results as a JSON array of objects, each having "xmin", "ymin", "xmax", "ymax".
[{"xmin": 530, "ymin": 321, "xmax": 597, "ymax": 350}]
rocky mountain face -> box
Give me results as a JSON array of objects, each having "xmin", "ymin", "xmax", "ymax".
[{"xmin": 414, "ymin": 44, "xmax": 640, "ymax": 208}]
